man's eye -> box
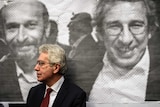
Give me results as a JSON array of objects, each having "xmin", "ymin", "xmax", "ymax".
[
  {"xmin": 25, "ymin": 22, "xmax": 37, "ymax": 29},
  {"xmin": 39, "ymin": 62, "xmax": 45, "ymax": 66},
  {"xmin": 6, "ymin": 24, "xmax": 19, "ymax": 30},
  {"xmin": 130, "ymin": 24, "xmax": 144, "ymax": 29},
  {"xmin": 106, "ymin": 25, "xmax": 121, "ymax": 32},
  {"xmin": 37, "ymin": 61, "xmax": 45, "ymax": 66},
  {"xmin": 106, "ymin": 23, "xmax": 121, "ymax": 29},
  {"xmin": 129, "ymin": 21, "xmax": 145, "ymax": 29}
]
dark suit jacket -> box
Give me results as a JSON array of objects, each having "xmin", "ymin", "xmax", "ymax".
[
  {"xmin": 66, "ymin": 35, "xmax": 105, "ymax": 97},
  {"xmin": 0, "ymin": 39, "xmax": 23, "ymax": 101},
  {"xmin": 0, "ymin": 53, "xmax": 23, "ymax": 101},
  {"xmin": 145, "ymin": 40, "xmax": 160, "ymax": 101},
  {"xmin": 67, "ymin": 35, "xmax": 104, "ymax": 67},
  {"xmin": 26, "ymin": 79, "xmax": 86, "ymax": 107}
]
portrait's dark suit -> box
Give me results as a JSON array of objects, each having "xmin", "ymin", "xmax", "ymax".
[
  {"xmin": 145, "ymin": 36, "xmax": 160, "ymax": 101},
  {"xmin": 66, "ymin": 34, "xmax": 105, "ymax": 97},
  {"xmin": 0, "ymin": 57, "xmax": 23, "ymax": 101},
  {"xmin": 26, "ymin": 79, "xmax": 86, "ymax": 107},
  {"xmin": 68, "ymin": 34, "xmax": 104, "ymax": 67},
  {"xmin": 0, "ymin": 40, "xmax": 23, "ymax": 101}
]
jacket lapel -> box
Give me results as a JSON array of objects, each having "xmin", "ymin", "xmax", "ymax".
[
  {"xmin": 145, "ymin": 45, "xmax": 160, "ymax": 100},
  {"xmin": 52, "ymin": 79, "xmax": 68, "ymax": 107},
  {"xmin": 36, "ymin": 84, "xmax": 46, "ymax": 106}
]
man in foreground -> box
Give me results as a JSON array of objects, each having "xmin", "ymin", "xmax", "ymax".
[{"xmin": 27, "ymin": 44, "xmax": 86, "ymax": 107}]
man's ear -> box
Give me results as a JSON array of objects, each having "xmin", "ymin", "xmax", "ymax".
[
  {"xmin": 53, "ymin": 64, "xmax": 60, "ymax": 74},
  {"xmin": 45, "ymin": 21, "xmax": 51, "ymax": 38}
]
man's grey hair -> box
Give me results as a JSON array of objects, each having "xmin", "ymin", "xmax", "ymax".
[
  {"xmin": 94, "ymin": 0, "xmax": 159, "ymax": 36},
  {"xmin": 39, "ymin": 44, "xmax": 67, "ymax": 75}
]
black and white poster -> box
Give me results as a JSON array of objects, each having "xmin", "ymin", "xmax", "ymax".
[{"xmin": 0, "ymin": 0, "xmax": 160, "ymax": 106}]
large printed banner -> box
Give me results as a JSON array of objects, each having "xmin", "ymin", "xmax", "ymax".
[{"xmin": 0, "ymin": 0, "xmax": 160, "ymax": 106}]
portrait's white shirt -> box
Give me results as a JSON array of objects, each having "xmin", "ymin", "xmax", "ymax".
[
  {"xmin": 89, "ymin": 47, "xmax": 150, "ymax": 103},
  {"xmin": 46, "ymin": 76, "xmax": 64, "ymax": 107},
  {"xmin": 16, "ymin": 62, "xmax": 38, "ymax": 102}
]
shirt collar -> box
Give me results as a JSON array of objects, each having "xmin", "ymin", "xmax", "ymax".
[
  {"xmin": 15, "ymin": 62, "xmax": 37, "ymax": 83},
  {"xmin": 46, "ymin": 76, "xmax": 64, "ymax": 93}
]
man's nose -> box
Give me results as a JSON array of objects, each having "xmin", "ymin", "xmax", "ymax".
[
  {"xmin": 118, "ymin": 25, "xmax": 133, "ymax": 45},
  {"xmin": 17, "ymin": 25, "xmax": 27, "ymax": 43},
  {"xmin": 34, "ymin": 64, "xmax": 40, "ymax": 71}
]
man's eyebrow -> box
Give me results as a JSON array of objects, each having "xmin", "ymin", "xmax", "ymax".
[
  {"xmin": 130, "ymin": 20, "xmax": 145, "ymax": 24},
  {"xmin": 105, "ymin": 21, "xmax": 120, "ymax": 25},
  {"xmin": 6, "ymin": 22, "xmax": 17, "ymax": 25},
  {"xmin": 26, "ymin": 20, "xmax": 38, "ymax": 23},
  {"xmin": 5, "ymin": 23, "xmax": 19, "ymax": 28},
  {"xmin": 37, "ymin": 60, "xmax": 44, "ymax": 62}
]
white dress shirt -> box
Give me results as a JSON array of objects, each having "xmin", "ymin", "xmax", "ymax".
[
  {"xmin": 16, "ymin": 62, "xmax": 39, "ymax": 102},
  {"xmin": 89, "ymin": 47, "xmax": 150, "ymax": 103},
  {"xmin": 45, "ymin": 76, "xmax": 64, "ymax": 107}
]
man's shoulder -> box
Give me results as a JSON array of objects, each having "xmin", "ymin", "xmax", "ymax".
[
  {"xmin": 63, "ymin": 79, "xmax": 85, "ymax": 93},
  {"xmin": 30, "ymin": 83, "xmax": 45, "ymax": 91},
  {"xmin": 80, "ymin": 35, "xmax": 97, "ymax": 46}
]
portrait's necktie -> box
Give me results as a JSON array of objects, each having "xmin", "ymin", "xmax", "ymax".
[{"xmin": 40, "ymin": 88, "xmax": 53, "ymax": 107}]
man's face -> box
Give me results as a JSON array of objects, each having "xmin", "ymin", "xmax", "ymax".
[
  {"xmin": 2, "ymin": 2, "xmax": 48, "ymax": 62},
  {"xmin": 34, "ymin": 52, "xmax": 54, "ymax": 82},
  {"xmin": 103, "ymin": 1, "xmax": 151, "ymax": 68},
  {"xmin": 68, "ymin": 21, "xmax": 83, "ymax": 45}
]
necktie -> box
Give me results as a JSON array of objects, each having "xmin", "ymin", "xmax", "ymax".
[{"xmin": 40, "ymin": 88, "xmax": 53, "ymax": 107}]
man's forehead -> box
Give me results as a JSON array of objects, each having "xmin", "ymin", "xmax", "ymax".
[
  {"xmin": 4, "ymin": 0, "xmax": 40, "ymax": 5},
  {"xmin": 2, "ymin": 1, "xmax": 44, "ymax": 17},
  {"xmin": 104, "ymin": 1, "xmax": 147, "ymax": 19}
]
